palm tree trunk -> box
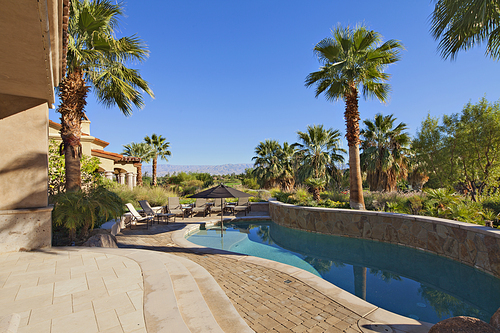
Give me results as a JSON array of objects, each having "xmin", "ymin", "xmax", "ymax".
[
  {"xmin": 152, "ymin": 157, "xmax": 157, "ymax": 186},
  {"xmin": 58, "ymin": 70, "xmax": 88, "ymax": 192},
  {"xmin": 137, "ymin": 164, "xmax": 143, "ymax": 186},
  {"xmin": 345, "ymin": 87, "xmax": 365, "ymax": 209}
]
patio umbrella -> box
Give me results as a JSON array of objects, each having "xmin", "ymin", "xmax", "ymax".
[{"xmin": 188, "ymin": 184, "xmax": 252, "ymax": 237}]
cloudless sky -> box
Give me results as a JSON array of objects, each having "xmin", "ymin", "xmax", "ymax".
[{"xmin": 49, "ymin": 0, "xmax": 500, "ymax": 166}]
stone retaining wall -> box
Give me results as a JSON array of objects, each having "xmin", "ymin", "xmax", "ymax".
[{"xmin": 269, "ymin": 200, "xmax": 500, "ymax": 279}]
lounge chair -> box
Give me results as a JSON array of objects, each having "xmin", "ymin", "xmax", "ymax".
[
  {"xmin": 191, "ymin": 198, "xmax": 209, "ymax": 217},
  {"xmin": 209, "ymin": 198, "xmax": 225, "ymax": 216},
  {"xmin": 139, "ymin": 200, "xmax": 175, "ymax": 224},
  {"xmin": 234, "ymin": 197, "xmax": 251, "ymax": 216},
  {"xmin": 167, "ymin": 197, "xmax": 185, "ymax": 220},
  {"xmin": 125, "ymin": 203, "xmax": 153, "ymax": 229}
]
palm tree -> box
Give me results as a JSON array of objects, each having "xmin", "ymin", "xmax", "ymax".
[
  {"xmin": 252, "ymin": 140, "xmax": 282, "ymax": 189},
  {"xmin": 58, "ymin": 0, "xmax": 153, "ymax": 191},
  {"xmin": 305, "ymin": 25, "xmax": 403, "ymax": 209},
  {"xmin": 431, "ymin": 0, "xmax": 500, "ymax": 60},
  {"xmin": 295, "ymin": 125, "xmax": 345, "ymax": 200},
  {"xmin": 144, "ymin": 134, "xmax": 171, "ymax": 186},
  {"xmin": 277, "ymin": 142, "xmax": 298, "ymax": 191},
  {"xmin": 360, "ymin": 114, "xmax": 411, "ymax": 192},
  {"xmin": 122, "ymin": 142, "xmax": 154, "ymax": 186}
]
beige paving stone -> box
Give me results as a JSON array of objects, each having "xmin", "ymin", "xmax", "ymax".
[
  {"xmin": 3, "ymin": 272, "xmax": 39, "ymax": 289},
  {"xmin": 92, "ymin": 293, "xmax": 133, "ymax": 314},
  {"xmin": 100, "ymin": 325, "xmax": 124, "ymax": 333},
  {"xmin": 38, "ymin": 270, "xmax": 72, "ymax": 285},
  {"xmin": 0, "ymin": 285, "xmax": 19, "ymax": 302},
  {"xmin": 54, "ymin": 276, "xmax": 88, "ymax": 298},
  {"xmin": 17, "ymin": 319, "xmax": 51, "ymax": 333},
  {"xmin": 72, "ymin": 285, "xmax": 108, "ymax": 306},
  {"xmin": 126, "ymin": 290, "xmax": 143, "ymax": 311},
  {"xmin": 16, "ymin": 282, "xmax": 54, "ymax": 301},
  {"xmin": 29, "ymin": 300, "xmax": 73, "ymax": 325},
  {"xmin": 73, "ymin": 300, "xmax": 93, "ymax": 313},
  {"xmin": 0, "ymin": 294, "xmax": 52, "ymax": 315},
  {"xmin": 95, "ymin": 309, "xmax": 121, "ymax": 332},
  {"xmin": 51, "ymin": 308, "xmax": 98, "ymax": 333},
  {"xmin": 117, "ymin": 310, "xmax": 145, "ymax": 332}
]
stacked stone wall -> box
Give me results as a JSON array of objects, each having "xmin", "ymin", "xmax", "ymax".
[{"xmin": 269, "ymin": 201, "xmax": 500, "ymax": 279}]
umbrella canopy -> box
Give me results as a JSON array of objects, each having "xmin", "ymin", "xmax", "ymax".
[
  {"xmin": 188, "ymin": 184, "xmax": 252, "ymax": 199},
  {"xmin": 188, "ymin": 184, "xmax": 252, "ymax": 237}
]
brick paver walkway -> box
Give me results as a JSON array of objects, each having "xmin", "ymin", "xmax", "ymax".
[{"xmin": 116, "ymin": 222, "xmax": 362, "ymax": 333}]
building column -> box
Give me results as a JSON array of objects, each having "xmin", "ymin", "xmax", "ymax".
[
  {"xmin": 132, "ymin": 173, "xmax": 137, "ymax": 187},
  {"xmin": 126, "ymin": 172, "xmax": 134, "ymax": 190},
  {"xmin": 118, "ymin": 173, "xmax": 125, "ymax": 185},
  {"xmin": 104, "ymin": 171, "xmax": 114, "ymax": 181}
]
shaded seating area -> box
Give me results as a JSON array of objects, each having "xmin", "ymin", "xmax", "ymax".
[
  {"xmin": 139, "ymin": 200, "xmax": 175, "ymax": 223},
  {"xmin": 209, "ymin": 198, "xmax": 225, "ymax": 216},
  {"xmin": 167, "ymin": 197, "xmax": 186, "ymax": 220},
  {"xmin": 233, "ymin": 197, "xmax": 251, "ymax": 216},
  {"xmin": 191, "ymin": 198, "xmax": 210, "ymax": 217},
  {"xmin": 125, "ymin": 203, "xmax": 153, "ymax": 229}
]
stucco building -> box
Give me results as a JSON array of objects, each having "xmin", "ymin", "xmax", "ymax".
[
  {"xmin": 0, "ymin": 0, "xmax": 68, "ymax": 252},
  {"xmin": 49, "ymin": 120, "xmax": 140, "ymax": 189}
]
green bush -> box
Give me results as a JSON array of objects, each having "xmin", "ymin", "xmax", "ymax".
[{"xmin": 52, "ymin": 186, "xmax": 124, "ymax": 240}]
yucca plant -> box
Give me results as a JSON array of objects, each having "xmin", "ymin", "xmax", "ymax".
[{"xmin": 52, "ymin": 186, "xmax": 125, "ymax": 241}]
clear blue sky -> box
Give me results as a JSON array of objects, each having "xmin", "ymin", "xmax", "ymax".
[{"xmin": 49, "ymin": 0, "xmax": 500, "ymax": 166}]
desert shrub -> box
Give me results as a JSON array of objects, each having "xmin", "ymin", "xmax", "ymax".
[{"xmin": 105, "ymin": 182, "xmax": 176, "ymax": 208}]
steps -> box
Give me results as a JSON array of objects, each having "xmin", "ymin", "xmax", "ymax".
[{"xmin": 78, "ymin": 247, "xmax": 252, "ymax": 333}]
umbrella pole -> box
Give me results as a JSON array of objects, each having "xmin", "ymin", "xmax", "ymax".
[{"xmin": 221, "ymin": 198, "xmax": 224, "ymax": 237}]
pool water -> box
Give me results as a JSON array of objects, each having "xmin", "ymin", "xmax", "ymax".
[{"xmin": 188, "ymin": 221, "xmax": 500, "ymax": 324}]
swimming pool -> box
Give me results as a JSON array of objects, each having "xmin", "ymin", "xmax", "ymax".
[{"xmin": 187, "ymin": 220, "xmax": 500, "ymax": 324}]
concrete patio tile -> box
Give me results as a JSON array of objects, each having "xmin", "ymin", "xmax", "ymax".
[
  {"xmin": 29, "ymin": 299, "xmax": 73, "ymax": 325},
  {"xmin": 73, "ymin": 300, "xmax": 93, "ymax": 313},
  {"xmin": 95, "ymin": 309, "xmax": 121, "ymax": 332},
  {"xmin": 51, "ymin": 308, "xmax": 98, "ymax": 333},
  {"xmin": 55, "ymin": 258, "xmax": 84, "ymax": 272},
  {"xmin": 38, "ymin": 270, "xmax": 71, "ymax": 285},
  {"xmin": 128, "ymin": 328, "xmax": 147, "ymax": 333},
  {"xmin": 100, "ymin": 325, "xmax": 125, "ymax": 333},
  {"xmin": 0, "ymin": 294, "xmax": 52, "ymax": 314},
  {"xmin": 71, "ymin": 263, "xmax": 100, "ymax": 276},
  {"xmin": 16, "ymin": 282, "xmax": 54, "ymax": 301},
  {"xmin": 26, "ymin": 261, "xmax": 56, "ymax": 273},
  {"xmin": 92, "ymin": 293, "xmax": 134, "ymax": 315},
  {"xmin": 86, "ymin": 276, "xmax": 107, "ymax": 290},
  {"xmin": 85, "ymin": 267, "xmax": 117, "ymax": 280},
  {"xmin": 3, "ymin": 272, "xmax": 39, "ymax": 289},
  {"xmin": 114, "ymin": 303, "xmax": 138, "ymax": 318},
  {"xmin": 0, "ymin": 285, "xmax": 19, "ymax": 302},
  {"xmin": 54, "ymin": 276, "xmax": 87, "ymax": 298},
  {"xmin": 126, "ymin": 290, "xmax": 143, "ymax": 311},
  {"xmin": 117, "ymin": 309, "xmax": 145, "ymax": 332},
  {"xmin": 72, "ymin": 286, "xmax": 108, "ymax": 306},
  {"xmin": 17, "ymin": 319, "xmax": 51, "ymax": 333}
]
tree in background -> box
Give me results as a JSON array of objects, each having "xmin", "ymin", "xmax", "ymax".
[
  {"xmin": 413, "ymin": 97, "xmax": 500, "ymax": 200},
  {"xmin": 252, "ymin": 140, "xmax": 298, "ymax": 190},
  {"xmin": 360, "ymin": 114, "xmax": 411, "ymax": 192},
  {"xmin": 144, "ymin": 134, "xmax": 171, "ymax": 186},
  {"xmin": 122, "ymin": 142, "xmax": 154, "ymax": 186},
  {"xmin": 295, "ymin": 125, "xmax": 345, "ymax": 199},
  {"xmin": 58, "ymin": 0, "xmax": 153, "ymax": 191},
  {"xmin": 252, "ymin": 140, "xmax": 282, "ymax": 189},
  {"xmin": 305, "ymin": 25, "xmax": 404, "ymax": 209},
  {"xmin": 431, "ymin": 0, "xmax": 500, "ymax": 60}
]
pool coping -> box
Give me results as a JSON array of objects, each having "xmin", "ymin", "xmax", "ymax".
[{"xmin": 172, "ymin": 216, "xmax": 434, "ymax": 333}]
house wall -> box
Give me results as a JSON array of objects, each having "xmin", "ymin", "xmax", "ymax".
[
  {"xmin": 0, "ymin": 101, "xmax": 52, "ymax": 251},
  {"xmin": 269, "ymin": 200, "xmax": 500, "ymax": 279}
]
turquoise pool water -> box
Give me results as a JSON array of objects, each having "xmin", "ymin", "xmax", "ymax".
[{"xmin": 187, "ymin": 220, "xmax": 500, "ymax": 324}]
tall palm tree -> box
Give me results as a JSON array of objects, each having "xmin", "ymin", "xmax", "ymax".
[
  {"xmin": 58, "ymin": 0, "xmax": 154, "ymax": 191},
  {"xmin": 305, "ymin": 25, "xmax": 403, "ymax": 209},
  {"xmin": 277, "ymin": 142, "xmax": 298, "ymax": 191},
  {"xmin": 431, "ymin": 0, "xmax": 500, "ymax": 60},
  {"xmin": 360, "ymin": 114, "xmax": 411, "ymax": 192},
  {"xmin": 122, "ymin": 142, "xmax": 154, "ymax": 186},
  {"xmin": 252, "ymin": 140, "xmax": 282, "ymax": 189},
  {"xmin": 144, "ymin": 134, "xmax": 171, "ymax": 186},
  {"xmin": 295, "ymin": 125, "xmax": 345, "ymax": 200}
]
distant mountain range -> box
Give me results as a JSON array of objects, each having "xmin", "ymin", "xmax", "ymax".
[{"xmin": 143, "ymin": 163, "xmax": 253, "ymax": 176}]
